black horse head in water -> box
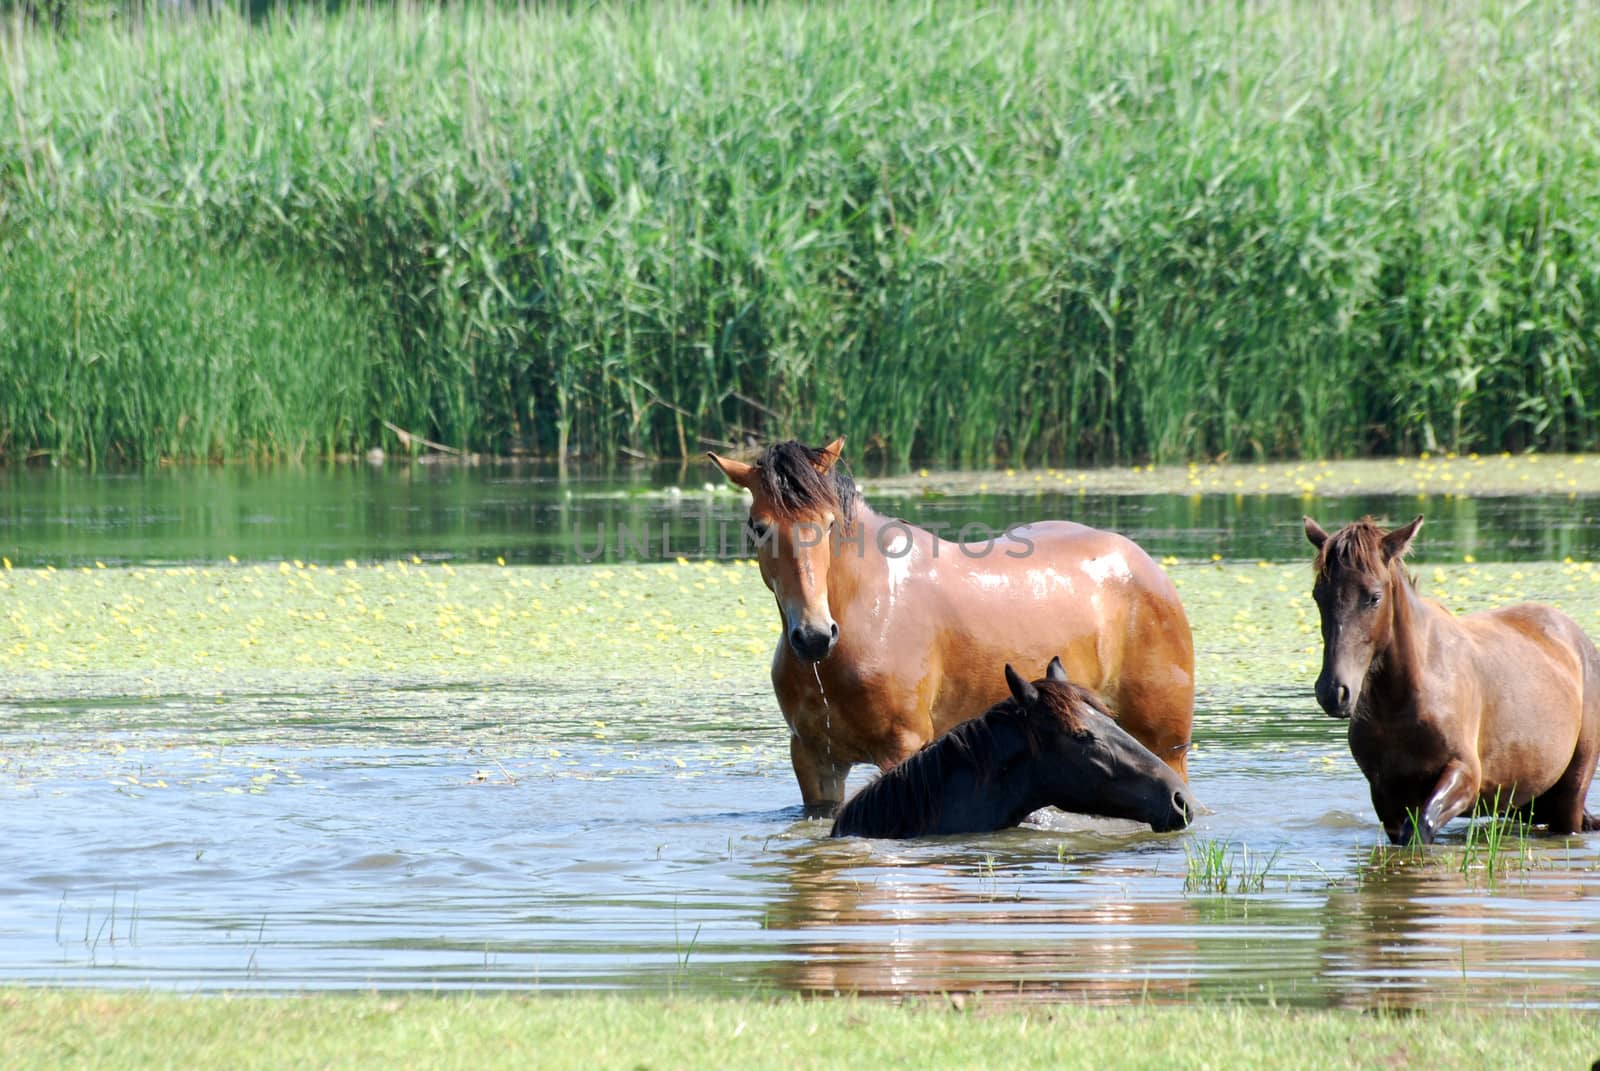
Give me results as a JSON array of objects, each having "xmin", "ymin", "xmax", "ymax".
[{"xmin": 830, "ymin": 658, "xmax": 1195, "ymax": 838}]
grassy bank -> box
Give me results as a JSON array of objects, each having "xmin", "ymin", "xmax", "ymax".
[
  {"xmin": 4, "ymin": 1, "xmax": 1600, "ymax": 465},
  {"xmin": 2, "ymin": 990, "xmax": 1596, "ymax": 1070}
]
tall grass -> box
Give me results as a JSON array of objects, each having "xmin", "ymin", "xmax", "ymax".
[
  {"xmin": 3, "ymin": 1, "xmax": 1600, "ymax": 465},
  {"xmin": 0, "ymin": 222, "xmax": 383, "ymax": 463}
]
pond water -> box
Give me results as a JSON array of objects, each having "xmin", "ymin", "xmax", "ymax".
[
  {"xmin": 4, "ymin": 461, "xmax": 1600, "ymax": 567},
  {"xmin": 3, "ymin": 677, "xmax": 1597, "ymax": 1007},
  {"xmin": 2, "ymin": 464, "xmax": 1598, "ymax": 1007}
]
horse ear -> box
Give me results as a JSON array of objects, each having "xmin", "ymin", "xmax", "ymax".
[
  {"xmin": 706, "ymin": 451, "xmax": 757, "ymax": 490},
  {"xmin": 1004, "ymin": 663, "xmax": 1040, "ymax": 707},
  {"xmin": 1045, "ymin": 656, "xmax": 1068, "ymax": 685},
  {"xmin": 813, "ymin": 437, "xmax": 845, "ymax": 474},
  {"xmin": 1382, "ymin": 515, "xmax": 1423, "ymax": 562},
  {"xmin": 1304, "ymin": 517, "xmax": 1330, "ymax": 550}
]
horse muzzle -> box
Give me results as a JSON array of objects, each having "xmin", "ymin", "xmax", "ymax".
[
  {"xmin": 788, "ymin": 622, "xmax": 838, "ymax": 663},
  {"xmin": 1314, "ymin": 675, "xmax": 1355, "ymax": 720},
  {"xmin": 1154, "ymin": 788, "xmax": 1195, "ymax": 833}
]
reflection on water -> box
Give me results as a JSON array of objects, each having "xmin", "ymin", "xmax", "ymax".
[
  {"xmin": 2, "ymin": 680, "xmax": 1595, "ymax": 1006},
  {"xmin": 1319, "ymin": 860, "xmax": 1600, "ymax": 1009},
  {"xmin": 3, "ymin": 463, "xmax": 1600, "ymax": 566}
]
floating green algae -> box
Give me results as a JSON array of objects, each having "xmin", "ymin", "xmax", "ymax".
[
  {"xmin": 867, "ymin": 452, "xmax": 1600, "ymax": 500},
  {"xmin": 0, "ymin": 558, "xmax": 775, "ymax": 680},
  {"xmin": 8, "ymin": 556, "xmax": 1600, "ymax": 706}
]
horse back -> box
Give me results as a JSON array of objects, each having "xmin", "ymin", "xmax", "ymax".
[
  {"xmin": 934, "ymin": 520, "xmax": 1194, "ymax": 771},
  {"xmin": 1462, "ymin": 601, "xmax": 1596, "ymax": 685},
  {"xmin": 997, "ymin": 522, "xmax": 1182, "ymax": 599}
]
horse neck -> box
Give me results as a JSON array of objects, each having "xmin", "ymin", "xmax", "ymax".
[
  {"xmin": 825, "ymin": 503, "xmax": 924, "ymax": 606},
  {"xmin": 1371, "ymin": 562, "xmax": 1432, "ymax": 697},
  {"xmin": 860, "ymin": 717, "xmax": 1040, "ymax": 834},
  {"xmin": 936, "ymin": 719, "xmax": 1043, "ymax": 825}
]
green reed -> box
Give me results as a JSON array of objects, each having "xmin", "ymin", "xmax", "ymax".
[
  {"xmin": 4, "ymin": 1, "xmax": 1600, "ymax": 465},
  {"xmin": 0, "ymin": 222, "xmax": 384, "ymax": 463},
  {"xmin": 1363, "ymin": 792, "xmax": 1537, "ymax": 884},
  {"xmin": 1460, "ymin": 790, "xmax": 1534, "ymax": 882},
  {"xmin": 1183, "ymin": 838, "xmax": 1281, "ymax": 895}
]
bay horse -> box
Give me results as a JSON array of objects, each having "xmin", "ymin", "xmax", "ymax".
[
  {"xmin": 1305, "ymin": 514, "xmax": 1600, "ymax": 844},
  {"xmin": 708, "ymin": 437, "xmax": 1194, "ymax": 816},
  {"xmin": 830, "ymin": 658, "xmax": 1195, "ymax": 838}
]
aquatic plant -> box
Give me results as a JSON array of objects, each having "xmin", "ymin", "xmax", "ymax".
[
  {"xmin": 9, "ymin": 557, "xmax": 1600, "ymax": 699},
  {"xmin": 1460, "ymin": 790, "xmax": 1534, "ymax": 883},
  {"xmin": 1183, "ymin": 839, "xmax": 1281, "ymax": 895},
  {"xmin": 4, "ymin": 1, "xmax": 1600, "ymax": 464},
  {"xmin": 1363, "ymin": 792, "xmax": 1540, "ymax": 885}
]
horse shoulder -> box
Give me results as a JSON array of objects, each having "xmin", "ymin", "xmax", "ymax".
[{"xmin": 773, "ymin": 642, "xmax": 936, "ymax": 764}]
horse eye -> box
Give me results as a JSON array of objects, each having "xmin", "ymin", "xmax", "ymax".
[
  {"xmin": 746, "ymin": 518, "xmax": 771, "ymax": 540},
  {"xmin": 1362, "ymin": 590, "xmax": 1382, "ymax": 609}
]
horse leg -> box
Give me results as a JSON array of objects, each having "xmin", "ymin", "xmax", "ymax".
[
  {"xmin": 791, "ymin": 737, "xmax": 851, "ymax": 819},
  {"xmin": 1372, "ymin": 784, "xmax": 1417, "ymax": 845},
  {"xmin": 1416, "ymin": 759, "xmax": 1480, "ymax": 844},
  {"xmin": 1530, "ymin": 732, "xmax": 1600, "ymax": 835}
]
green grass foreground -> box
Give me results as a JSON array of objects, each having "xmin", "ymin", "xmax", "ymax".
[
  {"xmin": 2, "ymin": 990, "xmax": 1596, "ymax": 1070},
  {"xmin": 4, "ymin": 1, "xmax": 1600, "ymax": 465}
]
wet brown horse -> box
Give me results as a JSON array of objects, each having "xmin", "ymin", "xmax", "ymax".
[
  {"xmin": 1305, "ymin": 515, "xmax": 1600, "ymax": 843},
  {"xmin": 709, "ymin": 438, "xmax": 1194, "ymax": 816}
]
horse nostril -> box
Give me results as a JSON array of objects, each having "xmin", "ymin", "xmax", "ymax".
[
  {"xmin": 788, "ymin": 625, "xmax": 835, "ymax": 662},
  {"xmin": 1337, "ymin": 684, "xmax": 1350, "ymax": 708},
  {"xmin": 829, "ymin": 623, "xmax": 839, "ymax": 641}
]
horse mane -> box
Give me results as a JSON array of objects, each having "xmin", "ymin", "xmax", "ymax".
[
  {"xmin": 833, "ymin": 681, "xmax": 1101, "ymax": 837},
  {"xmin": 1313, "ymin": 517, "xmax": 1413, "ymax": 580},
  {"xmin": 1034, "ymin": 680, "xmax": 1102, "ymax": 734},
  {"xmin": 755, "ymin": 440, "xmax": 861, "ymax": 524}
]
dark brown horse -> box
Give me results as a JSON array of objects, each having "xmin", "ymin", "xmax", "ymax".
[
  {"xmin": 1305, "ymin": 514, "xmax": 1600, "ymax": 844},
  {"xmin": 709, "ymin": 438, "xmax": 1194, "ymax": 816},
  {"xmin": 830, "ymin": 658, "xmax": 1195, "ymax": 838}
]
